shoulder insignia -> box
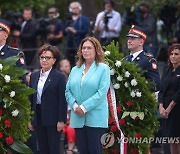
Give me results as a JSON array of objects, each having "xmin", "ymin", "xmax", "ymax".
[
  {"xmin": 8, "ymin": 46, "xmax": 18, "ymax": 50},
  {"xmin": 144, "ymin": 52, "xmax": 153, "ymax": 57}
]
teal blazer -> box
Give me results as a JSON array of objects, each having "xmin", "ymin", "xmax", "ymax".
[{"xmin": 65, "ymin": 62, "xmax": 110, "ymax": 128}]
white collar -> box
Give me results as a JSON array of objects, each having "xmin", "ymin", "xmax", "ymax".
[
  {"xmin": 131, "ymin": 50, "xmax": 143, "ymax": 60},
  {"xmin": 0, "ymin": 44, "xmax": 5, "ymax": 51},
  {"xmin": 40, "ymin": 68, "xmax": 52, "ymax": 77}
]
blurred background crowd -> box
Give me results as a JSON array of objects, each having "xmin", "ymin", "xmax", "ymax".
[{"xmin": 0, "ymin": 0, "xmax": 179, "ymax": 72}]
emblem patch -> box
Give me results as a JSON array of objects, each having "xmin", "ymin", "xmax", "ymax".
[
  {"xmin": 152, "ymin": 62, "xmax": 157, "ymax": 70},
  {"xmin": 19, "ymin": 57, "xmax": 25, "ymax": 65}
]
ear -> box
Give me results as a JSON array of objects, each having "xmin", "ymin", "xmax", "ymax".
[
  {"xmin": 3, "ymin": 31, "xmax": 8, "ymax": 40},
  {"xmin": 139, "ymin": 38, "xmax": 144, "ymax": 46}
]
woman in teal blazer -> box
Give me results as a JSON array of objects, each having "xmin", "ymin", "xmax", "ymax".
[{"xmin": 65, "ymin": 37, "xmax": 110, "ymax": 154}]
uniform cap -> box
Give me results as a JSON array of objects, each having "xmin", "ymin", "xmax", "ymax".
[
  {"xmin": 0, "ymin": 18, "xmax": 11, "ymax": 34},
  {"xmin": 127, "ymin": 25, "xmax": 147, "ymax": 40}
]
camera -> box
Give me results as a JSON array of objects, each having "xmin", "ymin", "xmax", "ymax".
[
  {"xmin": 104, "ymin": 12, "xmax": 112, "ymax": 31},
  {"xmin": 37, "ymin": 17, "xmax": 50, "ymax": 35}
]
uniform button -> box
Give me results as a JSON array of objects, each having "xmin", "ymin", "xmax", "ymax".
[{"xmin": 1, "ymin": 52, "xmax": 5, "ymax": 56}]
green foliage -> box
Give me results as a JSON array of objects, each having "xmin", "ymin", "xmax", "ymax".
[
  {"xmin": 103, "ymin": 42, "xmax": 159, "ymax": 154},
  {"xmin": 0, "ymin": 0, "xmax": 55, "ymax": 17},
  {"xmin": 0, "ymin": 56, "xmax": 35, "ymax": 153}
]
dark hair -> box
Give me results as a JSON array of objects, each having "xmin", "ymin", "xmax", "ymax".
[
  {"xmin": 139, "ymin": 2, "xmax": 150, "ymax": 9},
  {"xmin": 103, "ymin": 0, "xmax": 115, "ymax": 8},
  {"xmin": 167, "ymin": 44, "xmax": 180, "ymax": 67},
  {"xmin": 23, "ymin": 7, "xmax": 33, "ymax": 12},
  {"xmin": 38, "ymin": 44, "xmax": 60, "ymax": 68},
  {"xmin": 76, "ymin": 37, "xmax": 105, "ymax": 67}
]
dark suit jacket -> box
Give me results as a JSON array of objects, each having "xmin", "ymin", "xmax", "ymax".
[
  {"xmin": 29, "ymin": 69, "xmax": 67, "ymax": 126},
  {"xmin": 125, "ymin": 51, "xmax": 161, "ymax": 91},
  {"xmin": 20, "ymin": 19, "xmax": 37, "ymax": 49},
  {"xmin": 158, "ymin": 66, "xmax": 180, "ymax": 105}
]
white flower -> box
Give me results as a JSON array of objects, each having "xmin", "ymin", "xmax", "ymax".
[
  {"xmin": 124, "ymin": 71, "xmax": 130, "ymax": 78},
  {"xmin": 117, "ymin": 75, "xmax": 123, "ymax": 81},
  {"xmin": 4, "ymin": 75, "xmax": 11, "ymax": 83},
  {"xmin": 110, "ymin": 69, "xmax": 115, "ymax": 75},
  {"xmin": 12, "ymin": 109, "xmax": 19, "ymax": 117},
  {"xmin": 113, "ymin": 83, "xmax": 120, "ymax": 89},
  {"xmin": 0, "ymin": 64, "xmax": 3, "ymax": 71},
  {"xmin": 124, "ymin": 82, "xmax": 129, "ymax": 88},
  {"xmin": 115, "ymin": 60, "xmax": 121, "ymax": 67},
  {"xmin": 130, "ymin": 91, "xmax": 136, "ymax": 97},
  {"xmin": 4, "ymin": 104, "xmax": 7, "ymax": 108},
  {"xmin": 104, "ymin": 51, "xmax": 110, "ymax": 56},
  {"xmin": 136, "ymin": 91, "xmax": 142, "ymax": 97},
  {"xmin": 131, "ymin": 79, "xmax": 138, "ymax": 86},
  {"xmin": 10, "ymin": 91, "xmax": 15, "ymax": 97}
]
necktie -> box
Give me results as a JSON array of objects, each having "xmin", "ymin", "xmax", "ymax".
[{"xmin": 127, "ymin": 55, "xmax": 133, "ymax": 62}]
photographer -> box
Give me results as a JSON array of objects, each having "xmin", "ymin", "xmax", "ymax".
[
  {"xmin": 46, "ymin": 7, "xmax": 63, "ymax": 47},
  {"xmin": 94, "ymin": 0, "xmax": 121, "ymax": 46},
  {"xmin": 64, "ymin": 1, "xmax": 90, "ymax": 66}
]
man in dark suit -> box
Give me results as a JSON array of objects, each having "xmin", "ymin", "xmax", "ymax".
[
  {"xmin": 0, "ymin": 18, "xmax": 25, "ymax": 68},
  {"xmin": 125, "ymin": 25, "xmax": 161, "ymax": 92},
  {"xmin": 20, "ymin": 7, "xmax": 37, "ymax": 67}
]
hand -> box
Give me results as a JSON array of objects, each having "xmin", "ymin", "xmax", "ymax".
[
  {"xmin": 47, "ymin": 34, "xmax": 55, "ymax": 39},
  {"xmin": 57, "ymin": 122, "xmax": 65, "ymax": 132},
  {"xmin": 66, "ymin": 27, "xmax": 76, "ymax": 34},
  {"xmin": 164, "ymin": 100, "xmax": 176, "ymax": 119},
  {"xmin": 75, "ymin": 107, "xmax": 85, "ymax": 116},
  {"xmin": 28, "ymin": 122, "xmax": 34, "ymax": 131},
  {"xmin": 159, "ymin": 104, "xmax": 166, "ymax": 118}
]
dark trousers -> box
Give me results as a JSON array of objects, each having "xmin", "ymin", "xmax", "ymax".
[
  {"xmin": 75, "ymin": 126, "xmax": 105, "ymax": 154},
  {"xmin": 36, "ymin": 105, "xmax": 61, "ymax": 154},
  {"xmin": 26, "ymin": 131, "xmax": 38, "ymax": 154}
]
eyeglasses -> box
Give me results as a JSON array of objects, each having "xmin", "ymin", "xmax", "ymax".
[
  {"xmin": 39, "ymin": 56, "xmax": 54, "ymax": 61},
  {"xmin": 82, "ymin": 46, "xmax": 94, "ymax": 50},
  {"xmin": 0, "ymin": 27, "xmax": 5, "ymax": 32},
  {"xmin": 48, "ymin": 12, "xmax": 56, "ymax": 14}
]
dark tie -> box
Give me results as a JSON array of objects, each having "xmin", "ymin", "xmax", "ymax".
[{"xmin": 127, "ymin": 55, "xmax": 133, "ymax": 62}]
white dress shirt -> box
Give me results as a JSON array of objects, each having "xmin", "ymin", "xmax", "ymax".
[
  {"xmin": 95, "ymin": 9, "xmax": 122, "ymax": 38},
  {"xmin": 131, "ymin": 50, "xmax": 143, "ymax": 61},
  {"xmin": 36, "ymin": 68, "xmax": 51, "ymax": 104},
  {"xmin": 0, "ymin": 45, "xmax": 5, "ymax": 51}
]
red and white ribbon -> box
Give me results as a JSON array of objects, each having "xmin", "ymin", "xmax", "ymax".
[{"xmin": 107, "ymin": 85, "xmax": 127, "ymax": 154}]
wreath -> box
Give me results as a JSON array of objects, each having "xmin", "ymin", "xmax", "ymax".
[
  {"xmin": 103, "ymin": 42, "xmax": 159, "ymax": 154},
  {"xmin": 0, "ymin": 57, "xmax": 35, "ymax": 154}
]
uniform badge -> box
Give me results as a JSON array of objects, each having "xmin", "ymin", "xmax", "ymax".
[
  {"xmin": 152, "ymin": 62, "xmax": 157, "ymax": 70},
  {"xmin": 1, "ymin": 52, "xmax": 5, "ymax": 56},
  {"xmin": 136, "ymin": 57, "xmax": 140, "ymax": 60},
  {"xmin": 19, "ymin": 57, "xmax": 25, "ymax": 65}
]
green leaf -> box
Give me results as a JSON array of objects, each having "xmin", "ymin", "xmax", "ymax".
[
  {"xmin": 121, "ymin": 112, "xmax": 130, "ymax": 118},
  {"xmin": 130, "ymin": 112, "xmax": 144, "ymax": 120},
  {"xmin": 10, "ymin": 140, "xmax": 33, "ymax": 154}
]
